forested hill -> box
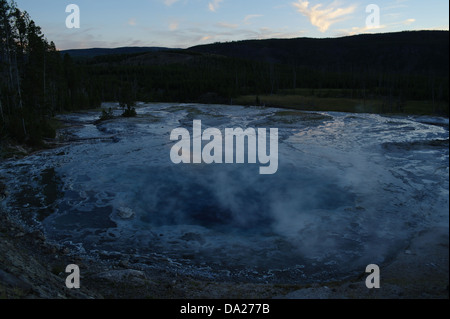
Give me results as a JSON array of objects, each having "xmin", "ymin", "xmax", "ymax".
[
  {"xmin": 190, "ymin": 31, "xmax": 449, "ymax": 76},
  {"xmin": 1, "ymin": 0, "xmax": 100, "ymax": 146},
  {"xmin": 61, "ymin": 47, "xmax": 173, "ymax": 59},
  {"xmin": 81, "ymin": 30, "xmax": 448, "ymax": 117},
  {"xmin": 63, "ymin": 31, "xmax": 449, "ymax": 76},
  {"xmin": 1, "ymin": 0, "xmax": 448, "ymax": 147}
]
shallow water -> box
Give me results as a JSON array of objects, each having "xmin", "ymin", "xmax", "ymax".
[{"xmin": 1, "ymin": 103, "xmax": 448, "ymax": 283}]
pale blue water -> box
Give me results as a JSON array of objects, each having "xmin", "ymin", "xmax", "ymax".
[{"xmin": 1, "ymin": 103, "xmax": 448, "ymax": 283}]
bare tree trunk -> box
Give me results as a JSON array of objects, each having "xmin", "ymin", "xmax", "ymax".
[
  {"xmin": 3, "ymin": 8, "xmax": 26, "ymax": 136},
  {"xmin": 5, "ymin": 22, "xmax": 14, "ymax": 91},
  {"xmin": 0, "ymin": 99, "xmax": 4, "ymax": 123},
  {"xmin": 43, "ymin": 51, "xmax": 46, "ymax": 117},
  {"xmin": 269, "ymin": 64, "xmax": 275, "ymax": 95},
  {"xmin": 13, "ymin": 49, "xmax": 26, "ymax": 135},
  {"xmin": 431, "ymin": 77, "xmax": 436, "ymax": 114},
  {"xmin": 293, "ymin": 67, "xmax": 297, "ymax": 90}
]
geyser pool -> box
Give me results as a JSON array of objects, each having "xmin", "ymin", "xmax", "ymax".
[{"xmin": 0, "ymin": 103, "xmax": 448, "ymax": 284}]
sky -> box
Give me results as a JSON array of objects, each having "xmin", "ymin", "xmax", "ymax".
[{"xmin": 14, "ymin": 0, "xmax": 450, "ymax": 50}]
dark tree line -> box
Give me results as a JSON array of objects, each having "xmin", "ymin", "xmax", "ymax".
[
  {"xmin": 1, "ymin": 0, "xmax": 448, "ymax": 147},
  {"xmin": 0, "ymin": 0, "xmax": 99, "ymax": 145},
  {"xmin": 81, "ymin": 50, "xmax": 448, "ymax": 116}
]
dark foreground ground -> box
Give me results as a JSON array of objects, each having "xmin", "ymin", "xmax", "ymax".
[
  {"xmin": 1, "ymin": 201, "xmax": 448, "ymax": 299},
  {"xmin": 1, "ymin": 129, "xmax": 449, "ymax": 300}
]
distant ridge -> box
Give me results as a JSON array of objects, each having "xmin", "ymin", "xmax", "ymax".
[
  {"xmin": 61, "ymin": 31, "xmax": 449, "ymax": 77},
  {"xmin": 60, "ymin": 46, "xmax": 175, "ymax": 58},
  {"xmin": 189, "ymin": 30, "xmax": 449, "ymax": 76},
  {"xmin": 55, "ymin": 30, "xmax": 448, "ymax": 116}
]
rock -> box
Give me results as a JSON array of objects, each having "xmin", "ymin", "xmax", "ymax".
[
  {"xmin": 117, "ymin": 207, "xmax": 135, "ymax": 220},
  {"xmin": 0, "ymin": 269, "xmax": 32, "ymax": 293},
  {"xmin": 30, "ymin": 231, "xmax": 46, "ymax": 242},
  {"xmin": 277, "ymin": 286, "xmax": 333, "ymax": 299},
  {"xmin": 95, "ymin": 269, "xmax": 147, "ymax": 286}
]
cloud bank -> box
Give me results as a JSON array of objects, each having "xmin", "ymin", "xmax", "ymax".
[{"xmin": 293, "ymin": 0, "xmax": 356, "ymax": 32}]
